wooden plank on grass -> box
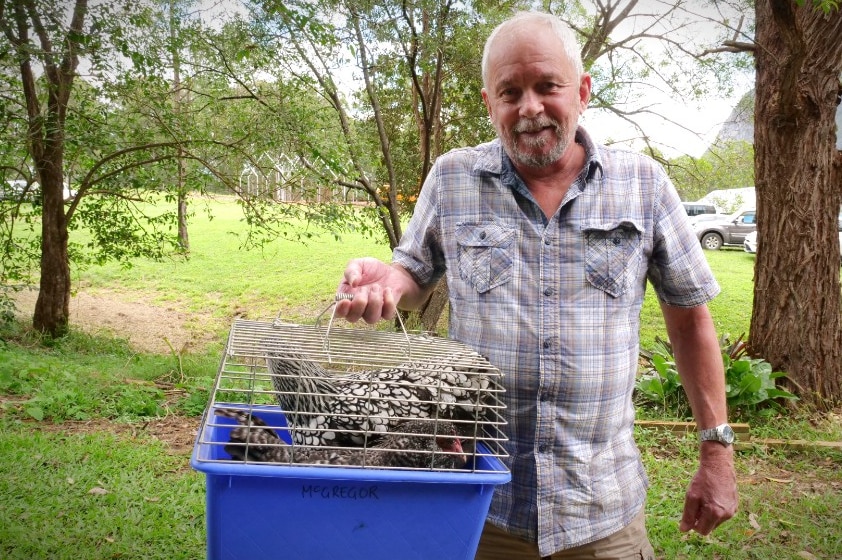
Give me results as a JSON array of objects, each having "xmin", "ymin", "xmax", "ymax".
[
  {"xmin": 634, "ymin": 422, "xmax": 841, "ymax": 452},
  {"xmin": 634, "ymin": 420, "xmax": 752, "ymax": 439}
]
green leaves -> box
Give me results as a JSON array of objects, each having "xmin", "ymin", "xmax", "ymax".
[
  {"xmin": 724, "ymin": 354, "xmax": 798, "ymax": 409},
  {"xmin": 636, "ymin": 333, "xmax": 798, "ymax": 420},
  {"xmin": 0, "ymin": 342, "xmax": 167, "ymax": 422},
  {"xmin": 794, "ymin": 0, "xmax": 841, "ymax": 14},
  {"xmin": 636, "ymin": 337, "xmax": 691, "ymax": 417}
]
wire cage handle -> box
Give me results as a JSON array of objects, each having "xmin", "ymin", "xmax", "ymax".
[{"xmin": 315, "ymin": 292, "xmax": 411, "ymax": 363}]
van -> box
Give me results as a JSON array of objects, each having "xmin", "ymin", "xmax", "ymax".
[{"xmin": 682, "ymin": 202, "xmax": 717, "ymax": 217}]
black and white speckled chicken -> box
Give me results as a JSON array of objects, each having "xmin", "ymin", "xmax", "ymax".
[
  {"xmin": 266, "ymin": 348, "xmax": 493, "ymax": 447},
  {"xmin": 215, "ymin": 408, "xmax": 467, "ymax": 469}
]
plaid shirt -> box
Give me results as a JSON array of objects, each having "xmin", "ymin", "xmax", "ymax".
[{"xmin": 392, "ymin": 128, "xmax": 720, "ymax": 555}]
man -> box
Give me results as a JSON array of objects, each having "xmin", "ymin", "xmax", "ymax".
[{"xmin": 335, "ymin": 11, "xmax": 737, "ymax": 559}]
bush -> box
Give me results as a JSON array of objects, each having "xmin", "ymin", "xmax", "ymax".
[{"xmin": 636, "ymin": 333, "xmax": 798, "ymax": 420}]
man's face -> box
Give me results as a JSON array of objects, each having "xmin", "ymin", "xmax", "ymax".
[{"xmin": 481, "ymin": 26, "xmax": 590, "ymax": 170}]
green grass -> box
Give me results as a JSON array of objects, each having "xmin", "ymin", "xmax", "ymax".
[
  {"xmin": 0, "ymin": 423, "xmax": 206, "ymax": 560},
  {"xmin": 75, "ymin": 197, "xmax": 393, "ymax": 324},
  {"xmin": 1, "ymin": 196, "xmax": 840, "ymax": 560},
  {"xmin": 637, "ymin": 427, "xmax": 842, "ymax": 559},
  {"xmin": 0, "ymin": 327, "xmax": 217, "ymax": 422},
  {"xmin": 638, "ymin": 247, "xmax": 756, "ymax": 350},
  {"xmin": 72, "ymin": 196, "xmax": 755, "ymax": 347}
]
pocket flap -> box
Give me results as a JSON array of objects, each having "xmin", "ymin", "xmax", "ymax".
[{"xmin": 455, "ymin": 222, "xmax": 516, "ymax": 247}]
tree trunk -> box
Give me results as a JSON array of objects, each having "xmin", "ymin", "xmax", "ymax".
[
  {"xmin": 418, "ymin": 277, "xmax": 449, "ymax": 333},
  {"xmin": 171, "ymin": 1, "xmax": 189, "ymax": 252},
  {"xmin": 18, "ymin": 0, "xmax": 87, "ymax": 337},
  {"xmin": 33, "ymin": 166, "xmax": 71, "ymax": 337},
  {"xmin": 749, "ymin": 1, "xmax": 842, "ymax": 407},
  {"xmin": 177, "ymin": 189, "xmax": 189, "ymax": 252}
]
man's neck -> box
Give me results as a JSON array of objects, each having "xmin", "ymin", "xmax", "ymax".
[{"xmin": 514, "ymin": 141, "xmax": 586, "ymax": 219}]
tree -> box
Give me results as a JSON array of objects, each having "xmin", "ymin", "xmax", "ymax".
[
  {"xmin": 748, "ymin": 0, "xmax": 842, "ymax": 406},
  {"xmin": 554, "ymin": 0, "xmax": 755, "ymax": 158},
  {"xmin": 0, "ymin": 0, "xmax": 265, "ymax": 336},
  {"xmin": 241, "ymin": 0, "xmax": 507, "ymax": 251},
  {"xmin": 667, "ymin": 140, "xmax": 754, "ymax": 203},
  {"xmin": 0, "ymin": 0, "xmax": 92, "ymax": 336},
  {"xmin": 234, "ymin": 0, "xmax": 516, "ymax": 329}
]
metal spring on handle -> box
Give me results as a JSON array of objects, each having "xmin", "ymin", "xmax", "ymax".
[{"xmin": 315, "ymin": 293, "xmax": 354, "ymax": 328}]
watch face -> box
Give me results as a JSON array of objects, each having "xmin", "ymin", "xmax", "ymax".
[{"xmin": 720, "ymin": 424, "xmax": 735, "ymax": 444}]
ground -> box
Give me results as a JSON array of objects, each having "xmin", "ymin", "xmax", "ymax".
[
  {"xmin": 13, "ymin": 287, "xmax": 220, "ymax": 354},
  {"xmin": 34, "ymin": 414, "xmax": 201, "ymax": 459}
]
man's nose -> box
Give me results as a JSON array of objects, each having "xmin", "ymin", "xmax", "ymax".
[{"xmin": 519, "ymin": 89, "xmax": 543, "ymax": 118}]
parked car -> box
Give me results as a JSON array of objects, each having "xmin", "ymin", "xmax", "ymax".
[
  {"xmin": 743, "ymin": 230, "xmax": 757, "ymax": 253},
  {"xmin": 682, "ymin": 202, "xmax": 718, "ymax": 217},
  {"xmin": 694, "ymin": 209, "xmax": 756, "ymax": 250},
  {"xmin": 1, "ymin": 180, "xmax": 36, "ymax": 201}
]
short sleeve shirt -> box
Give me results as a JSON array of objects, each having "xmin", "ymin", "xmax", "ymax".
[{"xmin": 392, "ymin": 128, "xmax": 720, "ymax": 555}]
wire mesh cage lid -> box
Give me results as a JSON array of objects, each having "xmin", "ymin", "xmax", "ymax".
[{"xmin": 195, "ymin": 317, "xmax": 509, "ymax": 474}]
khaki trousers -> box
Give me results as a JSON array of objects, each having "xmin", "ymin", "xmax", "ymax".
[{"xmin": 474, "ymin": 508, "xmax": 656, "ymax": 560}]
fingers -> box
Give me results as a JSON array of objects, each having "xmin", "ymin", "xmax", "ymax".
[
  {"xmin": 334, "ymin": 285, "xmax": 397, "ymax": 324},
  {"xmin": 334, "ymin": 258, "xmax": 398, "ymax": 324},
  {"xmin": 679, "ymin": 469, "xmax": 738, "ymax": 535},
  {"xmin": 333, "ymin": 258, "xmax": 406, "ymax": 324},
  {"xmin": 342, "ymin": 258, "xmax": 364, "ymax": 289},
  {"xmin": 679, "ymin": 497, "xmax": 732, "ymax": 535}
]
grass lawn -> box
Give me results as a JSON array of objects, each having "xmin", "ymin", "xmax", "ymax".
[{"xmin": 1, "ymin": 196, "xmax": 840, "ymax": 559}]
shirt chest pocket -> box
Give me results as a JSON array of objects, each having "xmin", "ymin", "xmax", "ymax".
[
  {"xmin": 583, "ymin": 221, "xmax": 644, "ymax": 298},
  {"xmin": 455, "ymin": 222, "xmax": 516, "ymax": 293}
]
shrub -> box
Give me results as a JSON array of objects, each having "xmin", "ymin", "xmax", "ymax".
[{"xmin": 636, "ymin": 333, "xmax": 798, "ymax": 419}]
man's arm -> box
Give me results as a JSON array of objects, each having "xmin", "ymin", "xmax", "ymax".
[{"xmin": 660, "ymin": 302, "xmax": 738, "ymax": 535}]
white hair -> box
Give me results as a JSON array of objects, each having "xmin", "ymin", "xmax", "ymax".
[{"xmin": 481, "ymin": 12, "xmax": 584, "ymax": 88}]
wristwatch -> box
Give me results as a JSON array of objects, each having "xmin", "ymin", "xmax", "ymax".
[{"xmin": 699, "ymin": 423, "xmax": 735, "ymax": 446}]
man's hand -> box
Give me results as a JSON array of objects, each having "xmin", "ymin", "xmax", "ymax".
[
  {"xmin": 679, "ymin": 444, "xmax": 738, "ymax": 534},
  {"xmin": 334, "ymin": 258, "xmax": 405, "ymax": 323}
]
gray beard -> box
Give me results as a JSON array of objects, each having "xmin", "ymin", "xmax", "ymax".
[{"xmin": 502, "ymin": 117, "xmax": 569, "ymax": 168}]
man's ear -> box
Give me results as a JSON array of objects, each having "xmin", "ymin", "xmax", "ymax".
[
  {"xmin": 481, "ymin": 88, "xmax": 493, "ymax": 119},
  {"xmin": 579, "ymin": 73, "xmax": 592, "ymax": 114}
]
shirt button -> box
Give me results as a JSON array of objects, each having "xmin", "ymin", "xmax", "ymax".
[
  {"xmin": 542, "ymin": 339, "xmax": 551, "ymax": 349},
  {"xmin": 543, "ymin": 287, "xmax": 554, "ymax": 297},
  {"xmin": 479, "ymin": 231, "xmax": 487, "ymax": 239},
  {"xmin": 538, "ymin": 444, "xmax": 548, "ymax": 453},
  {"xmin": 544, "ymin": 239, "xmax": 551, "ymax": 246}
]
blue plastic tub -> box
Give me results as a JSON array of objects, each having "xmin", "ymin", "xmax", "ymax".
[{"xmin": 191, "ymin": 404, "xmax": 510, "ymax": 560}]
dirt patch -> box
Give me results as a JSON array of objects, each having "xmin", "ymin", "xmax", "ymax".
[
  {"xmin": 34, "ymin": 414, "xmax": 200, "ymax": 459},
  {"xmin": 13, "ymin": 287, "xmax": 222, "ymax": 354}
]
